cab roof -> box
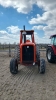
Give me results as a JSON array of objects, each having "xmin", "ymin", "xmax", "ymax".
[
  {"xmin": 50, "ymin": 34, "xmax": 56, "ymax": 38},
  {"xmin": 20, "ymin": 30, "xmax": 34, "ymax": 32},
  {"xmin": 20, "ymin": 30, "xmax": 34, "ymax": 35}
]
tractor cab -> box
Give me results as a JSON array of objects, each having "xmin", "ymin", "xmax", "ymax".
[
  {"xmin": 20, "ymin": 30, "xmax": 35, "ymax": 44},
  {"xmin": 22, "ymin": 31, "xmax": 32, "ymax": 43},
  {"xmin": 46, "ymin": 34, "xmax": 56, "ymax": 63},
  {"xmin": 50, "ymin": 35, "xmax": 56, "ymax": 46}
]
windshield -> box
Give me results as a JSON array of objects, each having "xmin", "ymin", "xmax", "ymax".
[
  {"xmin": 51, "ymin": 37, "xmax": 56, "ymax": 45},
  {"xmin": 22, "ymin": 34, "xmax": 32, "ymax": 43},
  {"xmin": 26, "ymin": 35, "xmax": 31, "ymax": 41}
]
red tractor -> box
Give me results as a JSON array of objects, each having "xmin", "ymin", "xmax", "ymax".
[
  {"xmin": 10, "ymin": 26, "xmax": 45, "ymax": 74},
  {"xmin": 46, "ymin": 34, "xmax": 56, "ymax": 63}
]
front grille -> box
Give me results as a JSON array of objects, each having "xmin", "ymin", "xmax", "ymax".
[{"xmin": 22, "ymin": 45, "xmax": 34, "ymax": 63}]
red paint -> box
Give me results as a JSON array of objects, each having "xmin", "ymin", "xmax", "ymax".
[
  {"xmin": 18, "ymin": 30, "xmax": 37, "ymax": 65},
  {"xmin": 52, "ymin": 45, "xmax": 56, "ymax": 55}
]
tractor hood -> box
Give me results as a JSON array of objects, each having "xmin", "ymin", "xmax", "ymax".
[{"xmin": 20, "ymin": 42, "xmax": 35, "ymax": 47}]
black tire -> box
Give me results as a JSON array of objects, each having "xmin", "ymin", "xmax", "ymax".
[
  {"xmin": 36, "ymin": 45, "xmax": 40, "ymax": 66},
  {"xmin": 39, "ymin": 59, "xmax": 46, "ymax": 74},
  {"xmin": 14, "ymin": 45, "xmax": 20, "ymax": 61},
  {"xmin": 36, "ymin": 45, "xmax": 40, "ymax": 67},
  {"xmin": 10, "ymin": 58, "xmax": 18, "ymax": 74},
  {"xmin": 46, "ymin": 47, "xmax": 55, "ymax": 63}
]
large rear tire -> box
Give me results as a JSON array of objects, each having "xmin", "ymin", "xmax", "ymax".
[
  {"xmin": 14, "ymin": 45, "xmax": 20, "ymax": 62},
  {"xmin": 46, "ymin": 47, "xmax": 55, "ymax": 63},
  {"xmin": 36, "ymin": 45, "xmax": 40, "ymax": 66},
  {"xmin": 36, "ymin": 45, "xmax": 40, "ymax": 60}
]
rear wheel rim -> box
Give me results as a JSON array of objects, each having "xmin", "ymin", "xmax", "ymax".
[{"xmin": 48, "ymin": 51, "xmax": 51, "ymax": 60}]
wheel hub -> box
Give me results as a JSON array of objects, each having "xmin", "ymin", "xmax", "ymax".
[{"xmin": 48, "ymin": 51, "xmax": 51, "ymax": 60}]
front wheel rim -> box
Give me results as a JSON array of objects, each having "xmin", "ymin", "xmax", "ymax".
[{"xmin": 48, "ymin": 51, "xmax": 51, "ymax": 60}]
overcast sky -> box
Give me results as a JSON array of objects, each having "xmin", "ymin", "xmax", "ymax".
[{"xmin": 0, "ymin": 0, "xmax": 56, "ymax": 44}]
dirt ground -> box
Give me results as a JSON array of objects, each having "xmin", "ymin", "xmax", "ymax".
[{"xmin": 0, "ymin": 51, "xmax": 56, "ymax": 100}]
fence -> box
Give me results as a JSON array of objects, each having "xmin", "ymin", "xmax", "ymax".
[
  {"xmin": 0, "ymin": 44, "xmax": 47, "ymax": 57},
  {"xmin": 0, "ymin": 44, "xmax": 16, "ymax": 57}
]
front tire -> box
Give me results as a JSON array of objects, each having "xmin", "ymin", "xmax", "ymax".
[
  {"xmin": 39, "ymin": 59, "xmax": 46, "ymax": 74},
  {"xmin": 10, "ymin": 58, "xmax": 18, "ymax": 74}
]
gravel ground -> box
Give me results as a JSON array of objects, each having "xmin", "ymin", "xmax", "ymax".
[{"xmin": 0, "ymin": 51, "xmax": 56, "ymax": 100}]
